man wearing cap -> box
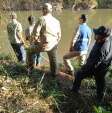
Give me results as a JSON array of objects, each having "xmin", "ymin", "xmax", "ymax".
[
  {"xmin": 27, "ymin": 3, "xmax": 61, "ymax": 76},
  {"xmin": 25, "ymin": 15, "xmax": 42, "ymax": 67},
  {"xmin": 63, "ymin": 14, "xmax": 92, "ymax": 75},
  {"xmin": 7, "ymin": 12, "xmax": 26, "ymax": 63},
  {"xmin": 72, "ymin": 26, "xmax": 112, "ymax": 102}
]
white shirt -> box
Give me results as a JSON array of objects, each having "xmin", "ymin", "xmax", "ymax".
[{"xmin": 32, "ymin": 13, "xmax": 61, "ymax": 51}]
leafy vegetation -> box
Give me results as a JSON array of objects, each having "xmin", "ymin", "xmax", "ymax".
[
  {"xmin": 0, "ymin": 0, "xmax": 112, "ymax": 10},
  {"xmin": 0, "ymin": 54, "xmax": 112, "ymax": 113},
  {"xmin": 93, "ymin": 106, "xmax": 112, "ymax": 113},
  {"xmin": 97, "ymin": 0, "xmax": 112, "ymax": 8}
]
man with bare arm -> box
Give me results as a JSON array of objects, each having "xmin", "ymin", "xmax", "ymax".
[{"xmin": 63, "ymin": 14, "xmax": 92, "ymax": 75}]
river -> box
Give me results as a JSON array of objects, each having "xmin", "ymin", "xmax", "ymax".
[{"xmin": 0, "ymin": 9, "xmax": 112, "ymax": 62}]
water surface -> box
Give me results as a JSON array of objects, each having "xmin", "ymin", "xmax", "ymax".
[{"xmin": 0, "ymin": 9, "xmax": 112, "ymax": 61}]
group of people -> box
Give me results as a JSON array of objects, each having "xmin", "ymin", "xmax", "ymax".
[{"xmin": 7, "ymin": 3, "xmax": 112, "ymax": 103}]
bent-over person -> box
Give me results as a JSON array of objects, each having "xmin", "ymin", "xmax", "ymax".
[
  {"xmin": 27, "ymin": 3, "xmax": 61, "ymax": 76},
  {"xmin": 72, "ymin": 26, "xmax": 112, "ymax": 102}
]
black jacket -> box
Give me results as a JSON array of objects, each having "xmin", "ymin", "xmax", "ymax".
[{"xmin": 86, "ymin": 35, "xmax": 112, "ymax": 71}]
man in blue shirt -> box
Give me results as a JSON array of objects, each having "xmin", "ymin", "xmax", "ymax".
[
  {"xmin": 63, "ymin": 14, "xmax": 92, "ymax": 75},
  {"xmin": 72, "ymin": 26, "xmax": 112, "ymax": 102}
]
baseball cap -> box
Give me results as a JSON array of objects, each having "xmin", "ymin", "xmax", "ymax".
[
  {"xmin": 93, "ymin": 26, "xmax": 111, "ymax": 37},
  {"xmin": 80, "ymin": 14, "xmax": 87, "ymax": 21},
  {"xmin": 43, "ymin": 3, "xmax": 52, "ymax": 12}
]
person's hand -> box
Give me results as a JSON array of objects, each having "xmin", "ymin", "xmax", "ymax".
[{"xmin": 21, "ymin": 41, "xmax": 29, "ymax": 48}]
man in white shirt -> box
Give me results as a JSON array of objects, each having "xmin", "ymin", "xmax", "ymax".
[
  {"xmin": 7, "ymin": 12, "xmax": 26, "ymax": 63},
  {"xmin": 27, "ymin": 3, "xmax": 61, "ymax": 76},
  {"xmin": 25, "ymin": 15, "xmax": 42, "ymax": 67}
]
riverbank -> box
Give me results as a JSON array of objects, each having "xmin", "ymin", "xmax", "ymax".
[{"xmin": 0, "ymin": 55, "xmax": 112, "ymax": 113}]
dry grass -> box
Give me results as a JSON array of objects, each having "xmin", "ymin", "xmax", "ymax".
[
  {"xmin": 0, "ymin": 61, "xmax": 53, "ymax": 113},
  {"xmin": 0, "ymin": 58, "xmax": 112, "ymax": 113}
]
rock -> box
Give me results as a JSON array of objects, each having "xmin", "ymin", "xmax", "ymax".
[{"xmin": 72, "ymin": 0, "xmax": 98, "ymax": 11}]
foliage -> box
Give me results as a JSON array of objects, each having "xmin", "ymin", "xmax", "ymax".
[
  {"xmin": 0, "ymin": 56, "xmax": 112, "ymax": 113},
  {"xmin": 93, "ymin": 106, "xmax": 112, "ymax": 113},
  {"xmin": 97, "ymin": 0, "xmax": 112, "ymax": 8},
  {"xmin": 0, "ymin": 0, "xmax": 112, "ymax": 10},
  {"xmin": 0, "ymin": 54, "xmax": 11, "ymax": 60}
]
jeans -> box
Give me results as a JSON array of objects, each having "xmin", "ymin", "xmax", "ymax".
[
  {"xmin": 32, "ymin": 53, "xmax": 42, "ymax": 66},
  {"xmin": 11, "ymin": 43, "xmax": 26, "ymax": 63}
]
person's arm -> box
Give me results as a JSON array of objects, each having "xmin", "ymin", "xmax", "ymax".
[
  {"xmin": 17, "ymin": 23, "xmax": 28, "ymax": 47},
  {"xmin": 31, "ymin": 17, "xmax": 44, "ymax": 43},
  {"xmin": 25, "ymin": 28, "xmax": 31, "ymax": 47},
  {"xmin": 25, "ymin": 28, "xmax": 30, "ymax": 40},
  {"xmin": 69, "ymin": 26, "xmax": 80, "ymax": 51},
  {"xmin": 88, "ymin": 31, "xmax": 92, "ymax": 47},
  {"xmin": 57, "ymin": 22, "xmax": 61, "ymax": 43},
  {"xmin": 88, "ymin": 37, "xmax": 91, "ymax": 47},
  {"xmin": 17, "ymin": 24, "xmax": 24, "ymax": 43},
  {"xmin": 95, "ymin": 39, "xmax": 111, "ymax": 68}
]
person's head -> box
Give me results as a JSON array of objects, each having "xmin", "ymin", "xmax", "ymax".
[
  {"xmin": 79, "ymin": 14, "xmax": 87, "ymax": 24},
  {"xmin": 10, "ymin": 12, "xmax": 17, "ymax": 20},
  {"xmin": 93, "ymin": 26, "xmax": 111, "ymax": 43},
  {"xmin": 42, "ymin": 3, "xmax": 52, "ymax": 15},
  {"xmin": 28, "ymin": 15, "xmax": 35, "ymax": 25}
]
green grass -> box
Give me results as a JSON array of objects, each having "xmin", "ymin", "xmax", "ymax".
[
  {"xmin": 0, "ymin": 55, "xmax": 112, "ymax": 113},
  {"xmin": 93, "ymin": 105, "xmax": 112, "ymax": 113},
  {"xmin": 0, "ymin": 57, "xmax": 65, "ymax": 113}
]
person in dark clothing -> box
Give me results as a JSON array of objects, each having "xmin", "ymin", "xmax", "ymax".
[{"xmin": 72, "ymin": 26, "xmax": 112, "ymax": 102}]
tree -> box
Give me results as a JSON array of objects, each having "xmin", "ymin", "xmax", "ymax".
[{"xmin": 97, "ymin": 0, "xmax": 112, "ymax": 8}]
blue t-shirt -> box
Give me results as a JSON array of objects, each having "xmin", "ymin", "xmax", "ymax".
[{"xmin": 74, "ymin": 23, "xmax": 92, "ymax": 51}]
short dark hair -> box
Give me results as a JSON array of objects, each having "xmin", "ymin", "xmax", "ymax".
[
  {"xmin": 28, "ymin": 15, "xmax": 35, "ymax": 23},
  {"xmin": 80, "ymin": 14, "xmax": 87, "ymax": 22}
]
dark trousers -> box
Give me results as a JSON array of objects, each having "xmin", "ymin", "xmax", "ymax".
[
  {"xmin": 47, "ymin": 46, "xmax": 58, "ymax": 75},
  {"xmin": 11, "ymin": 43, "xmax": 22, "ymax": 62},
  {"xmin": 32, "ymin": 53, "xmax": 41, "ymax": 66},
  {"xmin": 72, "ymin": 64, "xmax": 107, "ymax": 101},
  {"xmin": 11, "ymin": 43, "xmax": 26, "ymax": 62}
]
